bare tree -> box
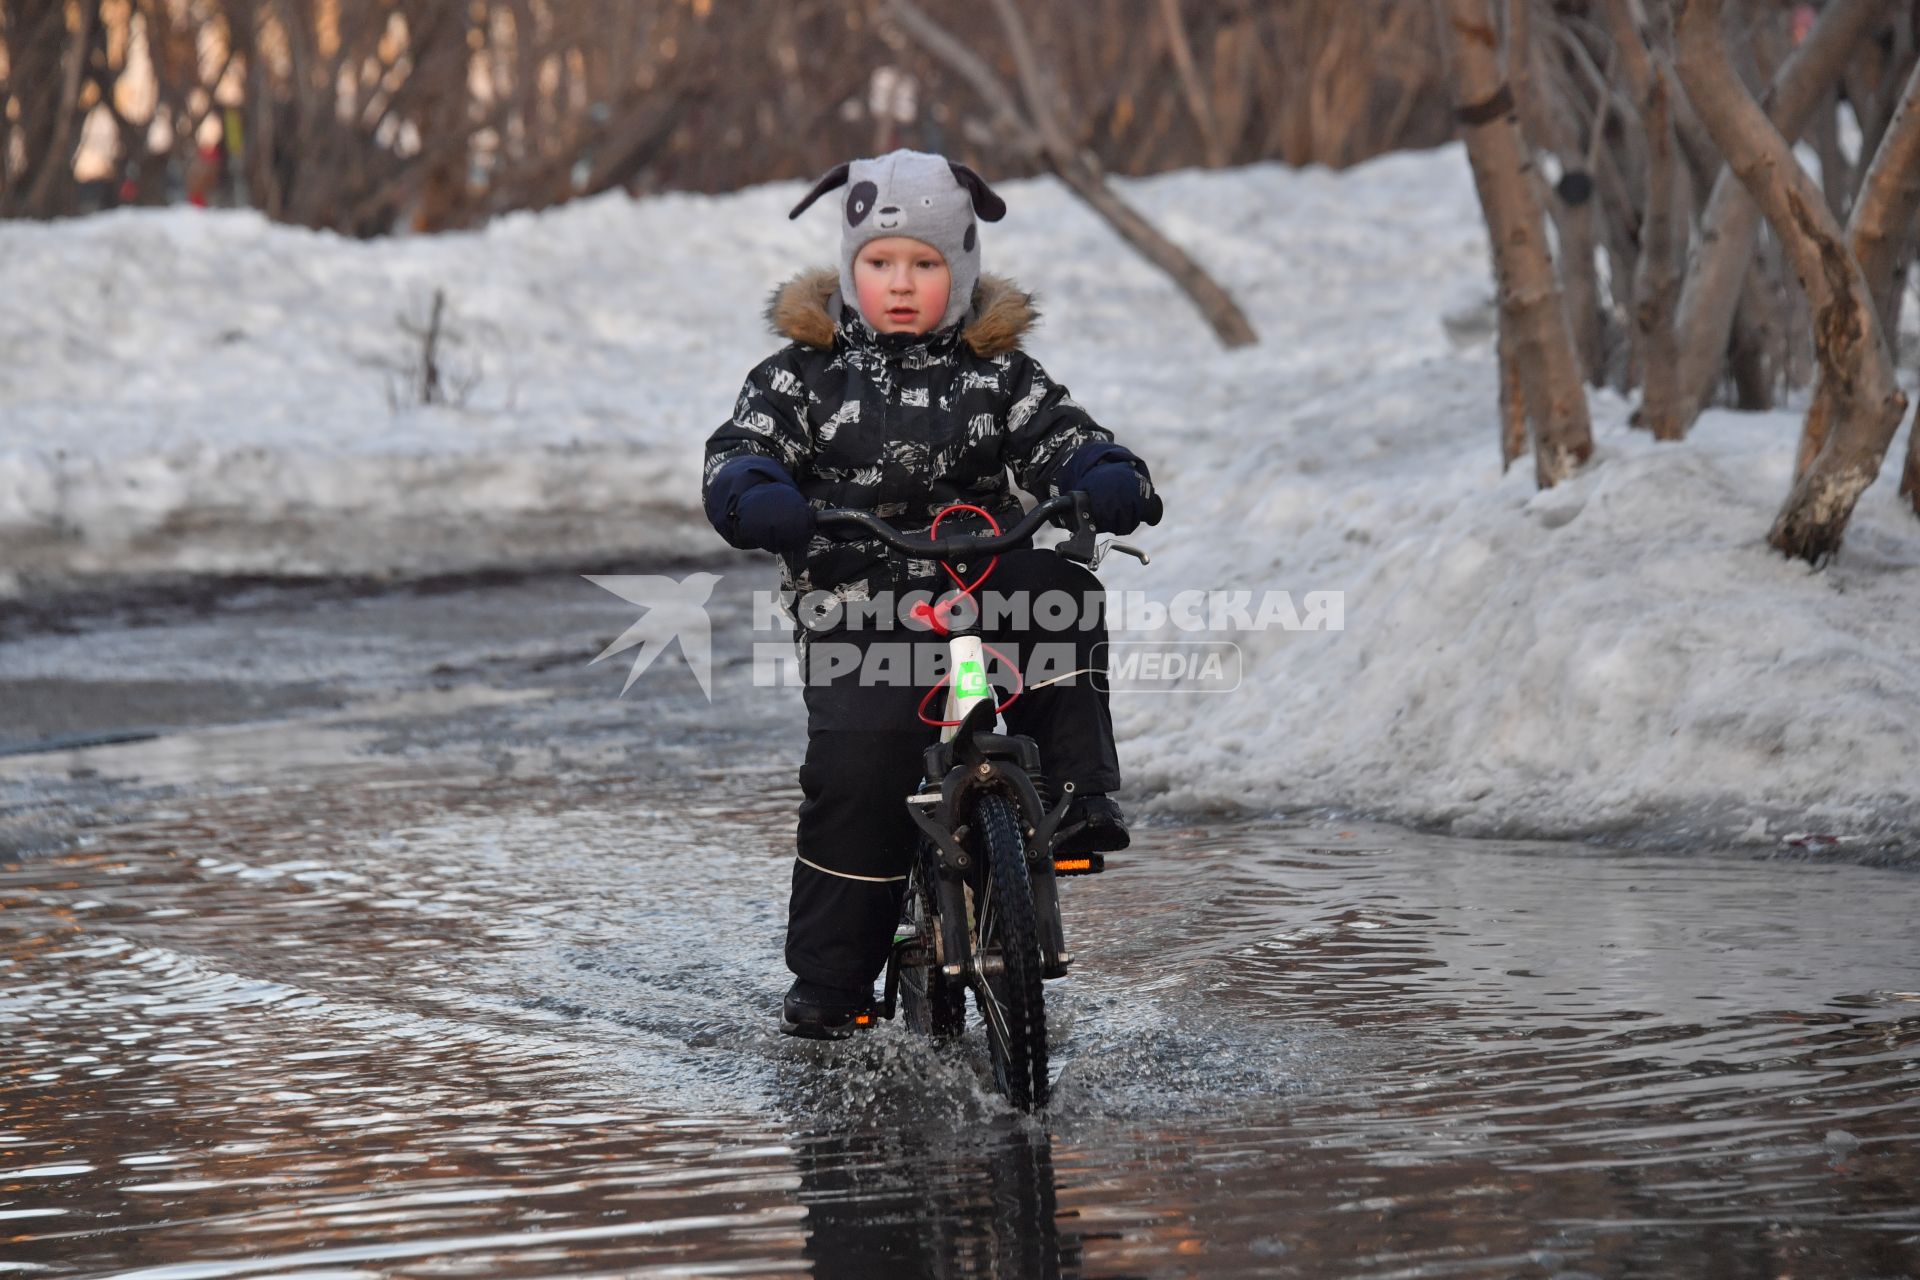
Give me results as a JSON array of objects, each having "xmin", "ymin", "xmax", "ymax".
[
  {"xmin": 1808, "ymin": 57, "xmax": 1920, "ymax": 515},
  {"xmin": 1671, "ymin": 0, "xmax": 1887, "ymax": 434},
  {"xmin": 1158, "ymin": 0, "xmax": 1228, "ymax": 168},
  {"xmin": 1509, "ymin": 0, "xmax": 1611, "ymax": 387},
  {"xmin": 1852, "ymin": 65, "xmax": 1920, "ymax": 341},
  {"xmin": 1676, "ymin": 0, "xmax": 1909, "ymax": 562},
  {"xmin": 7, "ymin": 0, "xmax": 1464, "ymax": 228},
  {"xmin": 1435, "ymin": 0, "xmax": 1595, "ymax": 485},
  {"xmin": 1623, "ymin": 0, "xmax": 1687, "ymax": 440},
  {"xmin": 1, "ymin": 0, "xmax": 103, "ymax": 217},
  {"xmin": 885, "ymin": 0, "xmax": 1258, "ymax": 348}
]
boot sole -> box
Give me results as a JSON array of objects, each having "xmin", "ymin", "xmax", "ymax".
[
  {"xmin": 1056, "ymin": 824, "xmax": 1130, "ymax": 856},
  {"xmin": 779, "ymin": 1014, "xmax": 872, "ymax": 1041}
]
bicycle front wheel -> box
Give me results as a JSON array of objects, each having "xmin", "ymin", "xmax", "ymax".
[{"xmin": 969, "ymin": 793, "xmax": 1050, "ymax": 1110}]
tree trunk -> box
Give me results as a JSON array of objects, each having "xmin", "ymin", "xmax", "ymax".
[
  {"xmin": 16, "ymin": 0, "xmax": 97, "ymax": 217},
  {"xmin": 1602, "ymin": 0, "xmax": 1723, "ymax": 199},
  {"xmin": 1906, "ymin": 403, "xmax": 1920, "ymax": 515},
  {"xmin": 1636, "ymin": 51, "xmax": 1686, "ymax": 438},
  {"xmin": 1498, "ymin": 308, "xmax": 1532, "ymax": 468},
  {"xmin": 1671, "ymin": 0, "xmax": 1887, "ymax": 434},
  {"xmin": 1508, "ymin": 0, "xmax": 1608, "ymax": 386},
  {"xmin": 1797, "ymin": 57, "xmax": 1920, "ymax": 515},
  {"xmin": 1675, "ymin": 0, "xmax": 1908, "ymax": 562},
  {"xmin": 1851, "ymin": 59, "xmax": 1920, "ymax": 338},
  {"xmin": 1435, "ymin": 0, "xmax": 1595, "ymax": 486},
  {"xmin": 1795, "ymin": 64, "xmax": 1920, "ymax": 481}
]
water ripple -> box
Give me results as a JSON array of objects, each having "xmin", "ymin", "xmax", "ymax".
[{"xmin": 4, "ymin": 772, "xmax": 1918, "ymax": 1277}]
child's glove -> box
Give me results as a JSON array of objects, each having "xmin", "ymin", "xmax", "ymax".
[
  {"xmin": 1080, "ymin": 462, "xmax": 1162, "ymax": 535},
  {"xmin": 1057, "ymin": 442, "xmax": 1162, "ymax": 536},
  {"xmin": 735, "ymin": 482, "xmax": 814, "ymax": 554},
  {"xmin": 706, "ymin": 456, "xmax": 816, "ymax": 554}
]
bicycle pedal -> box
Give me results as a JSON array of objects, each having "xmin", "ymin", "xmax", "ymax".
[
  {"xmin": 780, "ymin": 1013, "xmax": 879, "ymax": 1040},
  {"xmin": 1052, "ymin": 852, "xmax": 1105, "ymax": 876}
]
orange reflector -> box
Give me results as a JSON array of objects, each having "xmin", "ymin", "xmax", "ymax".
[
  {"xmin": 854, "ymin": 1014, "xmax": 871, "ymax": 1025},
  {"xmin": 1055, "ymin": 858, "xmax": 1092, "ymax": 872}
]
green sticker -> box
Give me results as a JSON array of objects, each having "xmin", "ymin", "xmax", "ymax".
[{"xmin": 955, "ymin": 659, "xmax": 989, "ymax": 699}]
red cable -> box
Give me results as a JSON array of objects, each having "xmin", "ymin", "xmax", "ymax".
[{"xmin": 911, "ymin": 503, "xmax": 1025, "ymax": 726}]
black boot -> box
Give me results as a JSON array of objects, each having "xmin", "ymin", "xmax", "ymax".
[
  {"xmin": 780, "ymin": 979, "xmax": 875, "ymax": 1040},
  {"xmin": 1055, "ymin": 793, "xmax": 1130, "ymax": 855}
]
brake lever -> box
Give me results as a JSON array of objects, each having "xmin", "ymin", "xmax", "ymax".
[
  {"xmin": 1090, "ymin": 539, "xmax": 1151, "ymax": 570},
  {"xmin": 1055, "ymin": 491, "xmax": 1099, "ymax": 564}
]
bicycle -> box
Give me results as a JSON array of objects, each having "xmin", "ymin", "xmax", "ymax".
[{"xmin": 812, "ymin": 490, "xmax": 1153, "ymax": 1111}]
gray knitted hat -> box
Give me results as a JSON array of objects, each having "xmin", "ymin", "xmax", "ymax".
[{"xmin": 789, "ymin": 149, "xmax": 1007, "ymax": 333}]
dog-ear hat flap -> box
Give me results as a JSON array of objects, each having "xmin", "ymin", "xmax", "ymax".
[
  {"xmin": 788, "ymin": 162, "xmax": 851, "ymax": 220},
  {"xmin": 948, "ymin": 161, "xmax": 1006, "ymax": 221}
]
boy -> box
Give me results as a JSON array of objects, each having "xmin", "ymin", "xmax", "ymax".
[{"xmin": 701, "ymin": 150, "xmax": 1160, "ymax": 1038}]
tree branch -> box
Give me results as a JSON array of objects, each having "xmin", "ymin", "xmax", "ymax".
[
  {"xmin": 1675, "ymin": 0, "xmax": 1907, "ymax": 560},
  {"xmin": 883, "ymin": 0, "xmax": 1038, "ymax": 159},
  {"xmin": 1672, "ymin": 0, "xmax": 1889, "ymax": 431},
  {"xmin": 1157, "ymin": 0, "xmax": 1226, "ymax": 167},
  {"xmin": 887, "ymin": 0, "xmax": 1257, "ymax": 347}
]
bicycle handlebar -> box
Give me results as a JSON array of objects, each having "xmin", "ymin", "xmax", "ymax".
[{"xmin": 815, "ymin": 492, "xmax": 1086, "ymax": 560}]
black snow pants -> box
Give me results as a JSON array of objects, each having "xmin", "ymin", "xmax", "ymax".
[{"xmin": 787, "ymin": 549, "xmax": 1121, "ymax": 989}]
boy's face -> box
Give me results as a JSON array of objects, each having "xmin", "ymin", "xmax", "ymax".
[{"xmin": 852, "ymin": 236, "xmax": 951, "ymax": 335}]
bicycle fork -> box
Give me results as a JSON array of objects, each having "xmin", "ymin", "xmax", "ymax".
[{"xmin": 877, "ymin": 716, "xmax": 1082, "ymax": 1021}]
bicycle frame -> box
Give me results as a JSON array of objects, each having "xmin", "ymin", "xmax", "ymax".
[
  {"xmin": 810, "ymin": 492, "xmax": 1152, "ymax": 1041},
  {"xmin": 942, "ymin": 633, "xmax": 993, "ymax": 744}
]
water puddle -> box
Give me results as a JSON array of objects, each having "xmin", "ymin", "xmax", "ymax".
[
  {"xmin": 3, "ymin": 576, "xmax": 1917, "ymax": 1276},
  {"xmin": 4, "ymin": 765, "xmax": 1917, "ymax": 1277}
]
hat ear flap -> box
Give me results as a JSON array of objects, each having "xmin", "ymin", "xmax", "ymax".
[
  {"xmin": 788, "ymin": 162, "xmax": 851, "ymax": 219},
  {"xmin": 948, "ymin": 161, "xmax": 1007, "ymax": 222}
]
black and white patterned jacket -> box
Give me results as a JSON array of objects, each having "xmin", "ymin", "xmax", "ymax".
[{"xmin": 703, "ymin": 268, "xmax": 1144, "ymax": 605}]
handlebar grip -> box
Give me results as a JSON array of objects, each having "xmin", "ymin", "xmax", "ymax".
[
  {"xmin": 1143, "ymin": 492, "xmax": 1165, "ymax": 527},
  {"xmin": 814, "ymin": 492, "xmax": 1081, "ymax": 559}
]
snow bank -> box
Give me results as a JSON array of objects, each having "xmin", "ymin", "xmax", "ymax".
[
  {"xmin": 1123, "ymin": 399, "xmax": 1920, "ymax": 847},
  {"xmin": 4, "ymin": 147, "xmax": 1917, "ymax": 846},
  {"xmin": 0, "ymin": 184, "xmax": 821, "ymax": 586}
]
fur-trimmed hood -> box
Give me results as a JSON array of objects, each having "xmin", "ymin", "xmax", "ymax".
[
  {"xmin": 712, "ymin": 263, "xmax": 1125, "ymax": 604},
  {"xmin": 763, "ymin": 266, "xmax": 1036, "ymax": 358}
]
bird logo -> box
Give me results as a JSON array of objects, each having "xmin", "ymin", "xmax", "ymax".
[{"xmin": 584, "ymin": 572, "xmax": 721, "ymax": 699}]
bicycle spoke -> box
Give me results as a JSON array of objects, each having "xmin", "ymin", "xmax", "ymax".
[
  {"xmin": 976, "ymin": 977, "xmax": 1012, "ymax": 1048},
  {"xmin": 977, "ymin": 876, "xmax": 994, "ymax": 958}
]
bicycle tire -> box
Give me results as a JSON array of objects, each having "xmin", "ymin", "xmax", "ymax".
[
  {"xmin": 969, "ymin": 793, "xmax": 1050, "ymax": 1110},
  {"xmin": 900, "ymin": 854, "xmax": 966, "ymax": 1038}
]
